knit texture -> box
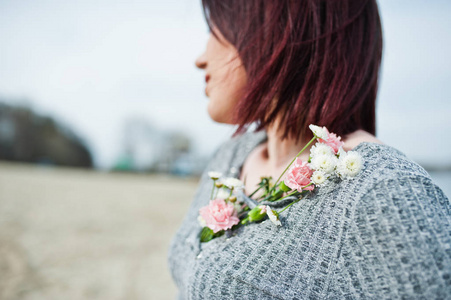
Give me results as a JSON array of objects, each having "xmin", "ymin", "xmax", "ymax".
[{"xmin": 168, "ymin": 131, "xmax": 451, "ymax": 299}]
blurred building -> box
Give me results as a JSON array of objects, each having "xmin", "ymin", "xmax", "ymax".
[
  {"xmin": 113, "ymin": 117, "xmax": 206, "ymax": 176},
  {"xmin": 0, "ymin": 102, "xmax": 93, "ymax": 167}
]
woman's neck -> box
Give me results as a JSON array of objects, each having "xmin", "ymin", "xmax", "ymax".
[{"xmin": 264, "ymin": 120, "xmax": 312, "ymax": 169}]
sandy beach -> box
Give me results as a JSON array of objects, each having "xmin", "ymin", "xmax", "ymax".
[{"xmin": 0, "ymin": 161, "xmax": 197, "ymax": 300}]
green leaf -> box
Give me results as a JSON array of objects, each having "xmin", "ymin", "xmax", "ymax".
[
  {"xmin": 200, "ymin": 227, "xmax": 214, "ymax": 243},
  {"xmin": 248, "ymin": 206, "xmax": 266, "ymax": 222},
  {"xmin": 240, "ymin": 216, "xmax": 250, "ymax": 225},
  {"xmin": 214, "ymin": 230, "xmax": 225, "ymax": 238},
  {"xmin": 200, "ymin": 227, "xmax": 224, "ymax": 243},
  {"xmin": 279, "ymin": 181, "xmax": 291, "ymax": 192}
]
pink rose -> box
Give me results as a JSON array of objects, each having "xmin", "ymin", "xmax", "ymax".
[
  {"xmin": 199, "ymin": 199, "xmax": 240, "ymax": 233},
  {"xmin": 319, "ymin": 128, "xmax": 343, "ymax": 154},
  {"xmin": 283, "ymin": 158, "xmax": 314, "ymax": 192}
]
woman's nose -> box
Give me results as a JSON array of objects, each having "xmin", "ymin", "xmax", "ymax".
[{"xmin": 195, "ymin": 52, "xmax": 207, "ymax": 69}]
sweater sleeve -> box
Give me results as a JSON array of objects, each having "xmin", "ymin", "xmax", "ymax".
[{"xmin": 336, "ymin": 175, "xmax": 451, "ymax": 299}]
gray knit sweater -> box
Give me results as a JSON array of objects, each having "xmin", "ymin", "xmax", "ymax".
[{"xmin": 168, "ymin": 131, "xmax": 451, "ymax": 299}]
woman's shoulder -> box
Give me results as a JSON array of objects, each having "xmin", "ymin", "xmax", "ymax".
[
  {"xmin": 353, "ymin": 142, "xmax": 432, "ymax": 189},
  {"xmin": 351, "ymin": 141, "xmax": 448, "ymax": 205},
  {"xmin": 311, "ymin": 141, "xmax": 436, "ymax": 207},
  {"xmin": 341, "ymin": 141, "xmax": 449, "ymax": 220},
  {"xmin": 334, "ymin": 142, "xmax": 451, "ymax": 299},
  {"xmin": 344, "ymin": 130, "xmax": 430, "ymax": 180}
]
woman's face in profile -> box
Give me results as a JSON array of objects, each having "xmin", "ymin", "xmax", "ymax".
[{"xmin": 195, "ymin": 27, "xmax": 247, "ymax": 124}]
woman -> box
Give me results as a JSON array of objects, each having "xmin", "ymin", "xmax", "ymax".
[{"xmin": 169, "ymin": 0, "xmax": 451, "ymax": 299}]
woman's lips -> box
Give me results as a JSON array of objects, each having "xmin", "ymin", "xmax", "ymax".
[{"xmin": 205, "ymin": 74, "xmax": 210, "ymax": 96}]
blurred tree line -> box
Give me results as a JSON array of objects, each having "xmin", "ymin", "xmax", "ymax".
[
  {"xmin": 0, "ymin": 101, "xmax": 206, "ymax": 175},
  {"xmin": 0, "ymin": 101, "xmax": 93, "ymax": 167}
]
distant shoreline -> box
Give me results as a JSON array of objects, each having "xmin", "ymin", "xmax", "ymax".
[{"xmin": 421, "ymin": 165, "xmax": 451, "ymax": 172}]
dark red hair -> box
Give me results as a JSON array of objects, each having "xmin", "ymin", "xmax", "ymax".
[{"xmin": 201, "ymin": 0, "xmax": 383, "ymax": 141}]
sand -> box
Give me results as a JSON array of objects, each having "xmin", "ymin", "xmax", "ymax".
[{"xmin": 0, "ymin": 161, "xmax": 197, "ymax": 300}]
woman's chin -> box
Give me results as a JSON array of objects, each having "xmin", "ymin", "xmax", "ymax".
[
  {"xmin": 206, "ymin": 92, "xmax": 241, "ymax": 124},
  {"xmin": 207, "ymin": 111, "xmax": 228, "ymax": 124},
  {"xmin": 207, "ymin": 106, "xmax": 234, "ymax": 124}
]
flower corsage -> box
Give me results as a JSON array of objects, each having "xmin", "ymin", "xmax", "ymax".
[{"xmin": 198, "ymin": 124, "xmax": 364, "ymax": 243}]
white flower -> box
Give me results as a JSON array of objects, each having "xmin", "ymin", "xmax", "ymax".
[
  {"xmin": 208, "ymin": 171, "xmax": 222, "ymax": 180},
  {"xmin": 223, "ymin": 177, "xmax": 244, "ymax": 190},
  {"xmin": 233, "ymin": 202, "xmax": 243, "ymax": 214},
  {"xmin": 310, "ymin": 142, "xmax": 334, "ymax": 158},
  {"xmin": 267, "ymin": 177, "xmax": 275, "ymax": 189},
  {"xmin": 311, "ymin": 170, "xmax": 327, "ymax": 186},
  {"xmin": 337, "ymin": 146, "xmax": 345, "ymax": 158},
  {"xmin": 309, "ymin": 124, "xmax": 328, "ymax": 141},
  {"xmin": 197, "ymin": 215, "xmax": 207, "ymax": 227},
  {"xmin": 336, "ymin": 151, "xmax": 363, "ymax": 178},
  {"xmin": 266, "ymin": 206, "xmax": 282, "ymax": 226},
  {"xmin": 216, "ymin": 189, "xmax": 230, "ymax": 200},
  {"xmin": 310, "ymin": 154, "xmax": 337, "ymax": 174}
]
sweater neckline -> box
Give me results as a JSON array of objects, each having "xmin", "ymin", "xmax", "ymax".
[{"xmin": 234, "ymin": 130, "xmax": 401, "ymax": 181}]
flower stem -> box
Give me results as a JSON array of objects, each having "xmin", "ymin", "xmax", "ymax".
[
  {"xmin": 302, "ymin": 182, "xmax": 313, "ymax": 189},
  {"xmin": 249, "ymin": 185, "xmax": 263, "ymax": 198},
  {"xmin": 210, "ymin": 181, "xmax": 215, "ymax": 200},
  {"xmin": 272, "ymin": 136, "xmax": 317, "ymax": 192},
  {"xmin": 278, "ymin": 198, "xmax": 301, "ymax": 214},
  {"xmin": 274, "ymin": 190, "xmax": 297, "ymax": 202}
]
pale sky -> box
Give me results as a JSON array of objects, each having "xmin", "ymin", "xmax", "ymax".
[{"xmin": 0, "ymin": 0, "xmax": 450, "ymax": 169}]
